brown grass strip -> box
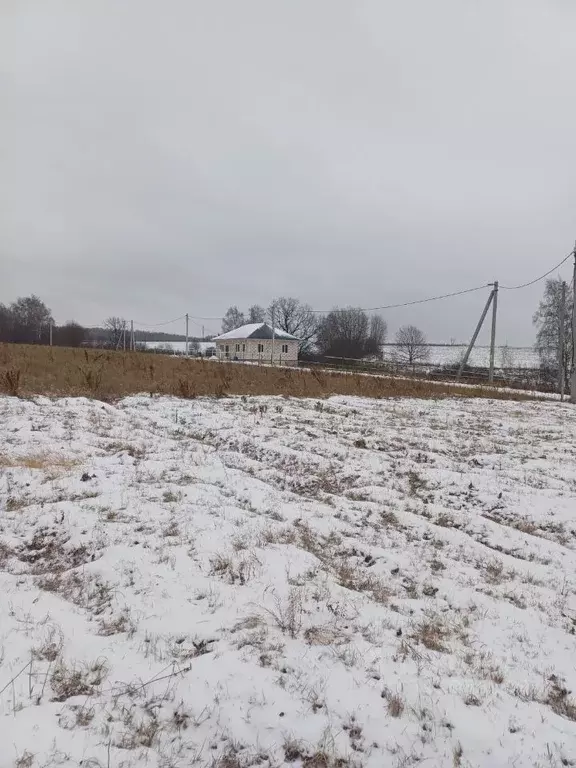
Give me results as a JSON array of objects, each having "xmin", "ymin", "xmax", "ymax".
[{"xmin": 0, "ymin": 343, "xmax": 537, "ymax": 402}]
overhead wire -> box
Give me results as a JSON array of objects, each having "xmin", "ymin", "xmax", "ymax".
[
  {"xmin": 91, "ymin": 246, "xmax": 575, "ymax": 333},
  {"xmin": 132, "ymin": 314, "xmax": 187, "ymax": 328},
  {"xmin": 500, "ymin": 249, "xmax": 574, "ymax": 290},
  {"xmin": 308, "ymin": 283, "xmax": 492, "ymax": 314}
]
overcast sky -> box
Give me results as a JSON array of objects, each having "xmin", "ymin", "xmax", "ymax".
[{"xmin": 1, "ymin": 0, "xmax": 575, "ymax": 343}]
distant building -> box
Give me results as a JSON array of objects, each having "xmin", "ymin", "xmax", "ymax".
[{"xmin": 213, "ymin": 323, "xmax": 299, "ymax": 366}]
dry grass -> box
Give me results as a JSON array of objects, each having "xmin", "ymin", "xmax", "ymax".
[
  {"xmin": 15, "ymin": 752, "xmax": 34, "ymax": 768},
  {"xmin": 411, "ymin": 618, "xmax": 451, "ymax": 652},
  {"xmin": 0, "ymin": 343, "xmax": 537, "ymax": 401},
  {"xmin": 283, "ymin": 739, "xmax": 360, "ymax": 768},
  {"xmin": 0, "ymin": 452, "xmax": 78, "ymax": 471},
  {"xmin": 545, "ymin": 677, "xmax": 576, "ymax": 721},
  {"xmin": 50, "ymin": 658, "xmax": 108, "ymax": 702},
  {"xmin": 386, "ymin": 693, "xmax": 405, "ymax": 718},
  {"xmin": 334, "ymin": 561, "xmax": 391, "ymax": 604},
  {"xmin": 261, "ymin": 588, "xmax": 304, "ymax": 638},
  {"xmin": 210, "ymin": 552, "xmax": 260, "ymax": 585}
]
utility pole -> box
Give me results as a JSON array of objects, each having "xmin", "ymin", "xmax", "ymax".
[
  {"xmin": 271, "ymin": 306, "xmax": 275, "ymax": 365},
  {"xmin": 559, "ymin": 281, "xmax": 566, "ymax": 401},
  {"xmin": 130, "ymin": 320, "xmax": 134, "ymax": 352},
  {"xmin": 457, "ymin": 287, "xmax": 495, "ymax": 379},
  {"xmin": 571, "ymin": 244, "xmax": 576, "ymax": 403},
  {"xmin": 488, "ymin": 280, "xmax": 498, "ymax": 383},
  {"xmin": 202, "ymin": 325, "xmax": 205, "ymax": 341},
  {"xmin": 49, "ymin": 321, "xmax": 53, "ymax": 347},
  {"xmin": 185, "ymin": 314, "xmax": 189, "ymax": 356}
]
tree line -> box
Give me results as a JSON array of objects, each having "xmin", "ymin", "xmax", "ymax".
[
  {"xmin": 221, "ymin": 297, "xmax": 430, "ymax": 363},
  {"xmin": 4, "ymin": 284, "xmax": 567, "ymax": 375},
  {"xmin": 0, "ymin": 296, "xmax": 86, "ymax": 346},
  {"xmin": 0, "ymin": 298, "xmax": 192, "ymax": 349},
  {"xmin": 0, "ymin": 293, "xmax": 431, "ymax": 363}
]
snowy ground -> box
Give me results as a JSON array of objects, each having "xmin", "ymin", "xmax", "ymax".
[
  {"xmin": 142, "ymin": 341, "xmax": 216, "ymax": 355},
  {"xmin": 142, "ymin": 341, "xmax": 539, "ymax": 370},
  {"xmin": 1, "ymin": 393, "xmax": 576, "ymax": 768},
  {"xmin": 381, "ymin": 346, "xmax": 540, "ymax": 369}
]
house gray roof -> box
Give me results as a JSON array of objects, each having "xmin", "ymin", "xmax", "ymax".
[{"xmin": 213, "ymin": 323, "xmax": 299, "ymax": 341}]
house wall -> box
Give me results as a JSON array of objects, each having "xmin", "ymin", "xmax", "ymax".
[{"xmin": 216, "ymin": 338, "xmax": 298, "ymax": 366}]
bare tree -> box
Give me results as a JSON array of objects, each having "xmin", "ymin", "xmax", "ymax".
[
  {"xmin": 268, "ymin": 297, "xmax": 318, "ymax": 356},
  {"xmin": 500, "ymin": 344, "xmax": 515, "ymax": 370},
  {"xmin": 221, "ymin": 306, "xmax": 245, "ymax": 333},
  {"xmin": 394, "ymin": 325, "xmax": 429, "ymax": 368},
  {"xmin": 247, "ymin": 305, "xmax": 266, "ymax": 323},
  {"xmin": 533, "ymin": 277, "xmax": 573, "ymax": 389},
  {"xmin": 9, "ymin": 295, "xmax": 53, "ymax": 343},
  {"xmin": 365, "ymin": 314, "xmax": 387, "ymax": 358},
  {"xmin": 104, "ymin": 316, "xmax": 127, "ymax": 349},
  {"xmin": 316, "ymin": 307, "xmax": 371, "ymax": 359}
]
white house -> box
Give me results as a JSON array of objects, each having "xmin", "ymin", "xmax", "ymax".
[{"xmin": 213, "ymin": 323, "xmax": 299, "ymax": 366}]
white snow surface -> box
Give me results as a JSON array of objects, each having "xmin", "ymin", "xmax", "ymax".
[
  {"xmin": 214, "ymin": 324, "xmax": 298, "ymax": 341},
  {"xmin": 381, "ymin": 346, "xmax": 540, "ymax": 369},
  {"xmin": 1, "ymin": 393, "xmax": 576, "ymax": 768},
  {"xmin": 142, "ymin": 341, "xmax": 215, "ymax": 353}
]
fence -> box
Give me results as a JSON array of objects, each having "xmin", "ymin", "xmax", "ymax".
[{"xmin": 298, "ymin": 355, "xmax": 560, "ymax": 394}]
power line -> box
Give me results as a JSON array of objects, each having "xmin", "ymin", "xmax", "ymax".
[
  {"xmin": 132, "ymin": 314, "xmax": 187, "ymax": 328},
  {"xmin": 309, "ymin": 283, "xmax": 492, "ymax": 314},
  {"xmin": 188, "ymin": 317, "xmax": 220, "ymax": 336},
  {"xmin": 500, "ymin": 249, "xmax": 574, "ymax": 290},
  {"xmin": 183, "ymin": 248, "xmax": 573, "ymax": 321},
  {"xmin": 82, "ymin": 246, "xmax": 576, "ymax": 334}
]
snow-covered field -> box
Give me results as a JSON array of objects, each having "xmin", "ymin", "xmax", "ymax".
[
  {"xmin": 142, "ymin": 341, "xmax": 540, "ymax": 369},
  {"xmin": 1, "ymin": 393, "xmax": 576, "ymax": 768},
  {"xmin": 142, "ymin": 341, "xmax": 216, "ymax": 354},
  {"xmin": 381, "ymin": 346, "xmax": 540, "ymax": 369}
]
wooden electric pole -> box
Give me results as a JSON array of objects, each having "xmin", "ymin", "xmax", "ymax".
[{"xmin": 185, "ymin": 314, "xmax": 189, "ymax": 356}]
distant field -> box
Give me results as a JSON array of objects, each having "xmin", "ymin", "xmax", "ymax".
[
  {"xmin": 143, "ymin": 340, "xmax": 540, "ymax": 369},
  {"xmin": 382, "ymin": 344, "xmax": 540, "ymax": 369},
  {"xmin": 0, "ymin": 343, "xmax": 537, "ymax": 401},
  {"xmin": 143, "ymin": 340, "xmax": 215, "ymax": 354}
]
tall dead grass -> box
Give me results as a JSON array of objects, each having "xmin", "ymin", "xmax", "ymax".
[
  {"xmin": 0, "ymin": 453, "xmax": 78, "ymax": 470},
  {"xmin": 0, "ymin": 343, "xmax": 535, "ymax": 402}
]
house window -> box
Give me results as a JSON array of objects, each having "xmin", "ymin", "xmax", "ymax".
[
  {"xmin": 236, "ymin": 344, "xmax": 240, "ymax": 352},
  {"xmin": 225, "ymin": 345, "xmax": 229, "ymax": 353},
  {"xmin": 257, "ymin": 343, "xmax": 264, "ymax": 353},
  {"xmin": 242, "ymin": 344, "xmax": 245, "ymax": 352},
  {"xmin": 281, "ymin": 344, "xmax": 288, "ymax": 354}
]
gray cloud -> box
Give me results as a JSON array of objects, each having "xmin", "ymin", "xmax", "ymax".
[{"xmin": 1, "ymin": 0, "xmax": 575, "ymax": 343}]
